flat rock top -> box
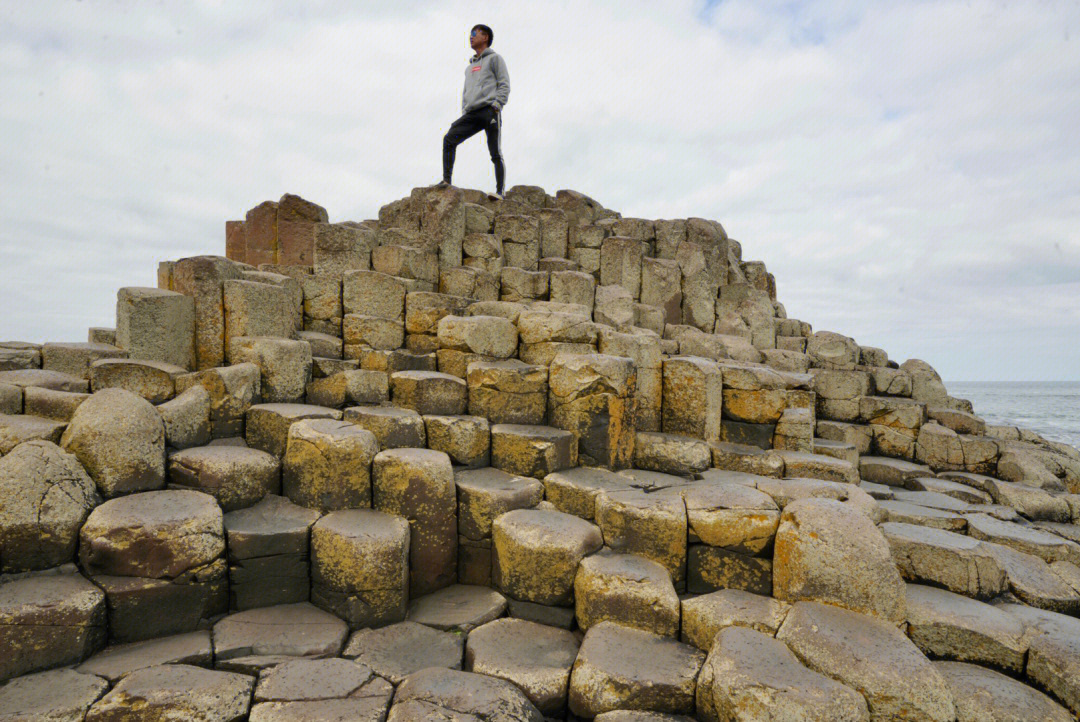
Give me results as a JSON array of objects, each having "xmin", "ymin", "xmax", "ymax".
[
  {"xmin": 254, "ymin": 657, "xmax": 375, "ymax": 702},
  {"xmin": 681, "ymin": 479, "xmax": 778, "ymax": 510},
  {"xmin": 345, "ymin": 405, "xmax": 420, "ymax": 420},
  {"xmin": 249, "ymin": 403, "xmax": 341, "ymax": 419},
  {"xmin": 494, "ymin": 508, "xmax": 603, "ymax": 549},
  {"xmin": 212, "ymin": 602, "xmax": 348, "ymax": 660},
  {"xmin": 575, "ymin": 622, "xmax": 705, "ymax": 683},
  {"xmin": 934, "ymin": 660, "xmax": 1072, "ymax": 722},
  {"xmin": 0, "ymin": 369, "xmax": 87, "ymax": 392},
  {"xmin": 343, "ymin": 621, "xmax": 463, "ymax": 684},
  {"xmin": 544, "ymin": 466, "xmax": 631, "ymax": 492},
  {"xmin": 89, "ymin": 663, "xmax": 253, "ymax": 717},
  {"xmin": 0, "ymin": 570, "xmax": 103, "ymax": 620},
  {"xmin": 313, "ymin": 508, "xmax": 410, "ymax": 542},
  {"xmin": 169, "ymin": 444, "xmax": 278, "ymax": 466},
  {"xmin": 491, "ymin": 423, "xmax": 573, "ymax": 441},
  {"xmin": 697, "ymin": 468, "xmax": 774, "ymax": 486},
  {"xmin": 391, "ymin": 370, "xmax": 465, "ymax": 383},
  {"xmin": 455, "ymin": 466, "xmax": 537, "ymax": 491},
  {"xmin": 393, "ymin": 667, "xmax": 543, "ymax": 722},
  {"xmin": 77, "ymin": 630, "xmax": 212, "ymax": 682},
  {"xmin": 466, "ymin": 617, "xmax": 580, "ymax": 672},
  {"xmin": 0, "ymin": 668, "xmax": 108, "ymax": 718},
  {"xmin": 407, "ymin": 584, "xmax": 508, "ymax": 633},
  {"xmin": 880, "ymin": 521, "xmax": 987, "ymax": 550},
  {"xmin": 905, "ymin": 583, "xmax": 1023, "ymax": 636},
  {"xmin": 81, "ymin": 489, "xmax": 222, "ymax": 534},
  {"xmin": 707, "ymin": 625, "xmax": 869, "ymax": 712},
  {"xmin": 616, "ymin": 468, "xmax": 688, "ymax": 491},
  {"xmin": 223, "ymin": 494, "xmax": 320, "ymax": 557},
  {"xmin": 578, "ymin": 550, "xmax": 672, "ymax": 586}
]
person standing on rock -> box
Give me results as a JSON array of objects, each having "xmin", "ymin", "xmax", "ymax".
[{"xmin": 437, "ymin": 24, "xmax": 510, "ymax": 199}]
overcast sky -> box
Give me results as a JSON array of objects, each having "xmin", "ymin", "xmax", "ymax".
[{"xmin": 1, "ymin": 1, "xmax": 1078, "ymax": 382}]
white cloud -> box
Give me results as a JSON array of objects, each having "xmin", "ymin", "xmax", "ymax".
[{"xmin": 0, "ymin": 0, "xmax": 1078, "ymax": 381}]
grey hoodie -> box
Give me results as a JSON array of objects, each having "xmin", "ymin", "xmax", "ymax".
[{"xmin": 462, "ymin": 47, "xmax": 510, "ymax": 114}]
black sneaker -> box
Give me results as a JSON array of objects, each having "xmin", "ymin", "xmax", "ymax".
[{"xmin": 435, "ymin": 179, "xmax": 451, "ymax": 189}]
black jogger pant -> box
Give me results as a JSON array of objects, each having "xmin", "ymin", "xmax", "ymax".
[{"xmin": 442, "ymin": 104, "xmax": 505, "ymax": 194}]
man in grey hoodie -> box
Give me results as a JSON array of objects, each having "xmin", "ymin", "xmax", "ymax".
[{"xmin": 437, "ymin": 24, "xmax": 510, "ymax": 198}]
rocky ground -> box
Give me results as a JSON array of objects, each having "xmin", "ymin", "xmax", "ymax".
[{"xmin": 1, "ymin": 184, "xmax": 1079, "ymax": 720}]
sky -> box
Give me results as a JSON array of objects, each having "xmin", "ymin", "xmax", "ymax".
[{"xmin": 1, "ymin": 0, "xmax": 1078, "ymax": 382}]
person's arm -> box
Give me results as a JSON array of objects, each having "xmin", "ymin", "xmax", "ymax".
[{"xmin": 492, "ymin": 55, "xmax": 510, "ymax": 110}]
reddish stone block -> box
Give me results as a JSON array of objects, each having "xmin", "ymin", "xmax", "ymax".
[
  {"xmin": 225, "ymin": 220, "xmax": 245, "ymax": 264},
  {"xmin": 244, "ymin": 201, "xmax": 278, "ymax": 268},
  {"xmin": 278, "ymin": 219, "xmax": 320, "ymax": 267}
]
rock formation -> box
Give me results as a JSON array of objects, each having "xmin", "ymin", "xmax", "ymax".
[{"xmin": 1, "ymin": 183, "xmax": 1079, "ymax": 719}]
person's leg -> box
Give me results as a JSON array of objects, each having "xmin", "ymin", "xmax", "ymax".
[
  {"xmin": 483, "ymin": 107, "xmax": 505, "ymax": 194},
  {"xmin": 442, "ymin": 111, "xmax": 484, "ymax": 184}
]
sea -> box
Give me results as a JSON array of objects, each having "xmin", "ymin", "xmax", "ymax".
[{"xmin": 947, "ymin": 381, "xmax": 1080, "ymax": 450}]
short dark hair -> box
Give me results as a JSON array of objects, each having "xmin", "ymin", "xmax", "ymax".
[{"xmin": 472, "ymin": 24, "xmax": 493, "ymax": 47}]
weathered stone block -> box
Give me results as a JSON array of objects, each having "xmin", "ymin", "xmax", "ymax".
[
  {"xmin": 175, "ymin": 363, "xmax": 260, "ymax": 439},
  {"xmin": 310, "ymin": 509, "xmax": 410, "ymax": 628},
  {"xmin": 373, "ymin": 448, "xmax": 457, "ymax": 596},
  {"xmin": 245, "ymin": 402, "xmax": 341, "ymax": 458},
  {"xmin": 228, "ymin": 337, "xmax": 312, "ymax": 404},
  {"xmin": 343, "ymin": 405, "xmax": 426, "ymax": 448},
  {"xmin": 425, "ymin": 414, "xmax": 490, "ymax": 467},
  {"xmin": 116, "ymin": 287, "xmax": 196, "ymax": 370},
  {"xmin": 283, "ymin": 418, "xmax": 378, "ymax": 511},
  {"xmin": 168, "ymin": 445, "xmax": 280, "ymax": 512},
  {"xmin": 90, "ymin": 358, "xmax": 186, "ymax": 405},
  {"xmin": 662, "ymin": 356, "xmax": 722, "ymax": 442},
  {"xmin": 492, "ymin": 508, "xmax": 602, "ymax": 605}
]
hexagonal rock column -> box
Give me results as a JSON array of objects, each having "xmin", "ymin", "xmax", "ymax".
[
  {"xmin": 662, "ymin": 356, "xmax": 722, "ymax": 442},
  {"xmin": 437, "ymin": 314, "xmax": 518, "ymax": 358},
  {"xmin": 282, "ymin": 419, "xmax": 378, "ymax": 511},
  {"xmin": 467, "ymin": 359, "xmax": 548, "ymax": 425},
  {"xmin": 245, "ymin": 403, "xmax": 342, "ymax": 458},
  {"xmin": 78, "ymin": 490, "xmax": 226, "ymax": 640},
  {"xmin": 310, "ymin": 509, "xmax": 410, "ymax": 628},
  {"xmin": 169, "ymin": 255, "xmax": 245, "ymax": 371},
  {"xmin": 491, "ymin": 424, "xmax": 577, "ymax": 479},
  {"xmin": 60, "ymin": 388, "xmax": 165, "ymax": 498},
  {"xmin": 547, "ymin": 353, "xmax": 636, "ymax": 470},
  {"xmin": 568, "ymin": 621, "xmax": 705, "ymax": 718},
  {"xmin": 595, "ymin": 489, "xmax": 688, "ymax": 588},
  {"xmin": 773, "ymin": 497, "xmax": 906, "ymax": 623},
  {"xmin": 541, "ymin": 466, "xmax": 633, "ymax": 521},
  {"xmin": 0, "ymin": 569, "xmax": 106, "ymax": 681},
  {"xmin": 115, "ymin": 287, "xmax": 196, "ymax": 370},
  {"xmin": 0, "ymin": 440, "xmax": 99, "ymax": 573},
  {"xmin": 455, "ymin": 467, "xmax": 543, "ymax": 585},
  {"xmin": 390, "ymin": 370, "xmax": 467, "ymax": 416},
  {"xmin": 680, "ymin": 588, "xmax": 791, "ymax": 652},
  {"xmin": 491, "ymin": 509, "xmax": 602, "ymax": 607},
  {"xmin": 167, "ymin": 445, "xmax": 280, "ymax": 512},
  {"xmin": 174, "ymin": 362, "xmax": 260, "ymax": 439},
  {"xmin": 424, "ymin": 414, "xmax": 490, "ymax": 468},
  {"xmin": 228, "ymin": 336, "xmax": 312, "ymax": 404},
  {"xmin": 85, "ymin": 664, "xmax": 254, "ymax": 721},
  {"xmin": 344, "ymin": 405, "xmax": 427, "ymax": 449},
  {"xmin": 465, "ymin": 617, "xmax": 581, "ymax": 714},
  {"xmin": 223, "ymin": 495, "xmax": 320, "ymax": 610},
  {"xmin": 157, "ymin": 385, "xmax": 211, "ymax": 450},
  {"xmin": 90, "ymin": 358, "xmax": 188, "ymax": 405},
  {"xmin": 697, "ymin": 626, "xmax": 869, "ymax": 722},
  {"xmin": 776, "ymin": 601, "xmax": 956, "ymax": 722},
  {"xmin": 574, "ymin": 551, "xmax": 680, "ymax": 637},
  {"xmin": 372, "ymin": 448, "xmax": 457, "ymax": 596}
]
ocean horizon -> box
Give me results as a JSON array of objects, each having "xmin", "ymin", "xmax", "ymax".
[{"xmin": 947, "ymin": 381, "xmax": 1080, "ymax": 450}]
